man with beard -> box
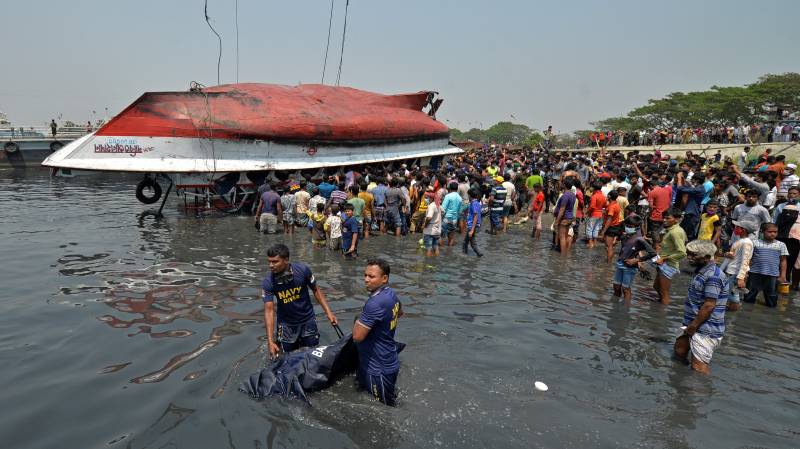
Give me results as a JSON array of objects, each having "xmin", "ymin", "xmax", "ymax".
[{"xmin": 674, "ymin": 240, "xmax": 729, "ymax": 375}]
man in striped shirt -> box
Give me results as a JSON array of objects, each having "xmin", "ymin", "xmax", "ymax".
[
  {"xmin": 675, "ymin": 240, "xmax": 729, "ymax": 374},
  {"xmin": 744, "ymin": 223, "xmax": 788, "ymax": 307}
]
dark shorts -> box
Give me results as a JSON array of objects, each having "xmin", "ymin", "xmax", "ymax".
[
  {"xmin": 606, "ymin": 224, "xmax": 623, "ymax": 237},
  {"xmin": 385, "ymin": 207, "xmax": 402, "ymax": 227},
  {"xmin": 358, "ymin": 369, "xmax": 399, "ymax": 406},
  {"xmin": 648, "ymin": 218, "xmax": 664, "ymax": 243},
  {"xmin": 277, "ymin": 319, "xmax": 319, "ymax": 353},
  {"xmin": 490, "ymin": 210, "xmax": 503, "ymax": 227}
]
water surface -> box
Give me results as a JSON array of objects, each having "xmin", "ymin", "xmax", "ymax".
[{"xmin": 0, "ymin": 170, "xmax": 797, "ymax": 449}]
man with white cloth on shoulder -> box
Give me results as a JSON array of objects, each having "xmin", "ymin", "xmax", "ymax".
[{"xmin": 674, "ymin": 240, "xmax": 729, "ymax": 375}]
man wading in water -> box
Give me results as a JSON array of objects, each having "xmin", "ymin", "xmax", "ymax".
[
  {"xmin": 674, "ymin": 240, "xmax": 728, "ymax": 374},
  {"xmin": 353, "ymin": 258, "xmax": 403, "ymax": 406},
  {"xmin": 262, "ymin": 244, "xmax": 338, "ymax": 357}
]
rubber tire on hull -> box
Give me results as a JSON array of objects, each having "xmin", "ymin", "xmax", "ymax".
[
  {"xmin": 4, "ymin": 142, "xmax": 19, "ymax": 153},
  {"xmin": 136, "ymin": 178, "xmax": 162, "ymax": 204},
  {"xmin": 50, "ymin": 141, "xmax": 63, "ymax": 152}
]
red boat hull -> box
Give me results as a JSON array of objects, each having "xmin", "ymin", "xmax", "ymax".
[{"xmin": 96, "ymin": 83, "xmax": 449, "ymax": 143}]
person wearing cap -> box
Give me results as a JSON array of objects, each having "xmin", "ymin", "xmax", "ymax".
[
  {"xmin": 674, "ymin": 239, "xmax": 729, "ymax": 374},
  {"xmin": 777, "ymin": 163, "xmax": 799, "ymax": 198},
  {"xmin": 721, "ymin": 216, "xmax": 758, "ymax": 311},
  {"xmin": 612, "ymin": 215, "xmax": 656, "ymax": 300},
  {"xmin": 486, "ymin": 176, "xmax": 507, "ymax": 235}
]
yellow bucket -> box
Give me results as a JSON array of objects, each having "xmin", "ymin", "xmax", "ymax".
[{"xmin": 777, "ymin": 282, "xmax": 790, "ymax": 294}]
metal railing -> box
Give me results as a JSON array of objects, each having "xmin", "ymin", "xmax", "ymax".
[{"xmin": 0, "ymin": 126, "xmax": 90, "ymax": 140}]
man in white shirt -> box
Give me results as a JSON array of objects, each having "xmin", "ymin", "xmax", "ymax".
[{"xmin": 778, "ymin": 164, "xmax": 800, "ymax": 198}]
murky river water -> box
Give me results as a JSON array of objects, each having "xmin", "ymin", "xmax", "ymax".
[{"xmin": 0, "ymin": 170, "xmax": 798, "ymax": 449}]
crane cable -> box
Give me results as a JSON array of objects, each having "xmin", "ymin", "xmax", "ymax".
[
  {"xmin": 235, "ymin": 0, "xmax": 239, "ymax": 83},
  {"xmin": 335, "ymin": 0, "xmax": 350, "ymax": 86},
  {"xmin": 320, "ymin": 0, "xmax": 335, "ymax": 84},
  {"xmin": 204, "ymin": 0, "xmax": 222, "ymax": 86}
]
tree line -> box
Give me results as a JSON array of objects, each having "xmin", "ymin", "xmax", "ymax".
[{"xmin": 590, "ymin": 72, "xmax": 800, "ymax": 132}]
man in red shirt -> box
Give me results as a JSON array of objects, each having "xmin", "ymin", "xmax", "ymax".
[
  {"xmin": 528, "ymin": 184, "xmax": 545, "ymax": 240},
  {"xmin": 586, "ymin": 182, "xmax": 607, "ymax": 248}
]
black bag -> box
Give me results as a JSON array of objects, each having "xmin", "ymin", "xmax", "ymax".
[{"xmin": 240, "ymin": 334, "xmax": 404, "ymax": 405}]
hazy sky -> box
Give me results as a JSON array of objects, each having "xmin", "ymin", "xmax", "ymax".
[{"xmin": 1, "ymin": 0, "xmax": 796, "ymax": 134}]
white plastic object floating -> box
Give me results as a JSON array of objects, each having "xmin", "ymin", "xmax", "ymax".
[{"xmin": 534, "ymin": 381, "xmax": 549, "ymax": 392}]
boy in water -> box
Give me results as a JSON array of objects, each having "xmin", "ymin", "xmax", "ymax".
[
  {"xmin": 612, "ymin": 215, "xmax": 657, "ymax": 300},
  {"xmin": 324, "ymin": 204, "xmax": 342, "ymax": 252},
  {"xmin": 528, "ymin": 183, "xmax": 545, "ymax": 240},
  {"xmin": 744, "ymin": 222, "xmax": 788, "ymax": 307},
  {"xmin": 311, "ymin": 203, "xmax": 327, "ymax": 248},
  {"xmin": 342, "ymin": 203, "xmax": 360, "ymax": 258},
  {"xmin": 698, "ymin": 200, "xmax": 721, "ymax": 247}
]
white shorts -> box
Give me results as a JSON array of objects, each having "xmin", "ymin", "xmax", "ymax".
[{"xmin": 678, "ymin": 326, "xmax": 722, "ymax": 364}]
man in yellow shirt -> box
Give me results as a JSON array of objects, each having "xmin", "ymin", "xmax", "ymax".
[{"xmin": 358, "ymin": 181, "xmax": 375, "ymax": 240}]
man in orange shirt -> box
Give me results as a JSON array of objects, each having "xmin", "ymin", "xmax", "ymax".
[
  {"xmin": 586, "ymin": 182, "xmax": 607, "ymax": 248},
  {"xmin": 600, "ymin": 190, "xmax": 623, "ymax": 263},
  {"xmin": 768, "ymin": 154, "xmax": 786, "ymax": 185}
]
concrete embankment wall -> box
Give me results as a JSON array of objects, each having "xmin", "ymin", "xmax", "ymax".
[{"xmin": 582, "ymin": 142, "xmax": 799, "ymax": 162}]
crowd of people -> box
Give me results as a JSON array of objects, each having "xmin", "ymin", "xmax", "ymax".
[
  {"xmin": 577, "ymin": 123, "xmax": 800, "ymax": 148},
  {"xmin": 252, "ymin": 141, "xmax": 799, "ymax": 389}
]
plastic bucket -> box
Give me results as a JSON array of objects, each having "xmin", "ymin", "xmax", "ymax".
[{"xmin": 777, "ymin": 282, "xmax": 790, "ymax": 294}]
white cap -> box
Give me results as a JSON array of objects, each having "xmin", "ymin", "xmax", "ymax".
[{"xmin": 787, "ymin": 163, "xmax": 797, "ymax": 170}]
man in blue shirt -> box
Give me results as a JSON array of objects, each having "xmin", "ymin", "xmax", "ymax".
[
  {"xmin": 262, "ymin": 244, "xmax": 338, "ymax": 357},
  {"xmin": 353, "ymin": 258, "xmax": 402, "ymax": 406},
  {"xmin": 256, "ymin": 184, "xmax": 282, "ymax": 234},
  {"xmin": 463, "ymin": 187, "xmax": 483, "ymax": 256},
  {"xmin": 370, "ymin": 178, "xmax": 388, "ymax": 234},
  {"xmin": 676, "ymin": 173, "xmax": 706, "ymax": 240},
  {"xmin": 440, "ymin": 181, "xmax": 462, "ymax": 246},
  {"xmin": 317, "ymin": 176, "xmax": 336, "ymax": 200},
  {"xmin": 674, "ymin": 240, "xmax": 728, "ymax": 374}
]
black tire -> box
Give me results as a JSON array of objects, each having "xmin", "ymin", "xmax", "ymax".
[
  {"xmin": 136, "ymin": 178, "xmax": 162, "ymax": 204},
  {"xmin": 50, "ymin": 141, "xmax": 63, "ymax": 152},
  {"xmin": 4, "ymin": 142, "xmax": 19, "ymax": 153}
]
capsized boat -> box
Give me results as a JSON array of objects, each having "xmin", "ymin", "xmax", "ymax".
[
  {"xmin": 42, "ymin": 83, "xmax": 459, "ymax": 173},
  {"xmin": 42, "ymin": 83, "xmax": 461, "ymax": 210}
]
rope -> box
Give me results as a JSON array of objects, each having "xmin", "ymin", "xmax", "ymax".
[
  {"xmin": 204, "ymin": 0, "xmax": 222, "ymax": 85},
  {"xmin": 235, "ymin": 0, "xmax": 239, "ymax": 83},
  {"xmin": 335, "ymin": 0, "xmax": 350, "ymax": 86},
  {"xmin": 321, "ymin": 0, "xmax": 335, "ymax": 84}
]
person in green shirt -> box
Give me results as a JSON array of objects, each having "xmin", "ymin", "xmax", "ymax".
[
  {"xmin": 526, "ymin": 169, "xmax": 543, "ymax": 191},
  {"xmin": 653, "ymin": 207, "xmax": 688, "ymax": 305},
  {"xmin": 347, "ymin": 185, "xmax": 366, "ymax": 239}
]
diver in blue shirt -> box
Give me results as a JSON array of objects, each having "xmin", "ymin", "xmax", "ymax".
[
  {"xmin": 352, "ymin": 258, "xmax": 402, "ymax": 406},
  {"xmin": 262, "ymin": 244, "xmax": 338, "ymax": 357}
]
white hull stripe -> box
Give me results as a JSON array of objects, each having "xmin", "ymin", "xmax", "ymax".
[{"xmin": 43, "ymin": 134, "xmax": 461, "ymax": 172}]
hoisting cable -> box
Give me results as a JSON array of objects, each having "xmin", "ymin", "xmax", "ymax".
[
  {"xmin": 321, "ymin": 0, "xmax": 335, "ymax": 84},
  {"xmin": 204, "ymin": 0, "xmax": 223, "ymax": 85},
  {"xmin": 335, "ymin": 0, "xmax": 350, "ymax": 86}
]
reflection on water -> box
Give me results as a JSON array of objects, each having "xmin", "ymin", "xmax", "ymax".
[{"xmin": 0, "ymin": 171, "xmax": 799, "ymax": 449}]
